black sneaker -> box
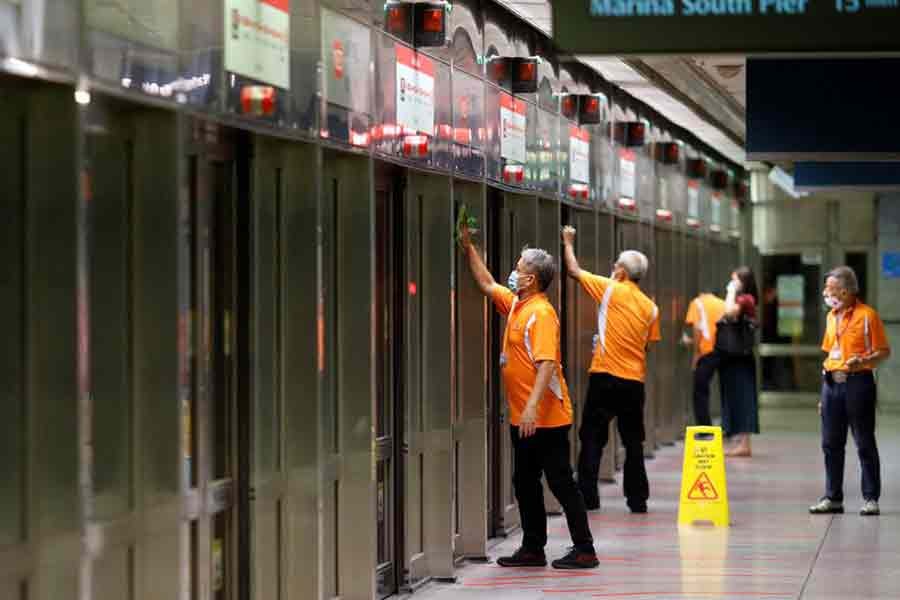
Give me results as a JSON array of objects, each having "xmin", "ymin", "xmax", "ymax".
[
  {"xmin": 496, "ymin": 547, "xmax": 547, "ymax": 567},
  {"xmin": 551, "ymin": 548, "xmax": 600, "ymax": 570},
  {"xmin": 629, "ymin": 502, "xmax": 648, "ymax": 514}
]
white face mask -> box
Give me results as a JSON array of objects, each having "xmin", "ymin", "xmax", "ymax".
[
  {"xmin": 824, "ymin": 295, "xmax": 839, "ymax": 310},
  {"xmin": 507, "ymin": 270, "xmax": 520, "ymax": 292}
]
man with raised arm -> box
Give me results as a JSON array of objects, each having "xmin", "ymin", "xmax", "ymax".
[
  {"xmin": 458, "ymin": 222, "xmax": 598, "ymax": 569},
  {"xmin": 562, "ymin": 225, "xmax": 661, "ymax": 514}
]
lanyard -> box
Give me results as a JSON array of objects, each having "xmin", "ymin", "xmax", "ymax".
[{"xmin": 833, "ymin": 305, "xmax": 854, "ymax": 344}]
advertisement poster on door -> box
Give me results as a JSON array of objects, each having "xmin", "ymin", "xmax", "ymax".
[
  {"xmin": 570, "ymin": 126, "xmax": 590, "ymax": 184},
  {"xmin": 619, "ymin": 148, "xmax": 636, "ymax": 199},
  {"xmin": 226, "ymin": 0, "xmax": 290, "ymax": 89},
  {"xmin": 776, "ymin": 275, "xmax": 805, "ymax": 338},
  {"xmin": 396, "ymin": 44, "xmax": 435, "ymax": 135},
  {"xmin": 500, "ymin": 93, "xmax": 527, "ymax": 164}
]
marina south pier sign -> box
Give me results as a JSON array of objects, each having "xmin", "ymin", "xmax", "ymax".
[{"xmin": 551, "ymin": 0, "xmax": 900, "ymax": 54}]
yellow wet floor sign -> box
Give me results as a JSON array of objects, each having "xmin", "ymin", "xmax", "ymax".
[{"xmin": 678, "ymin": 426, "xmax": 729, "ymax": 527}]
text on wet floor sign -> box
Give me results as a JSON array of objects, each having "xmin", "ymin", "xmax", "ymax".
[{"xmin": 678, "ymin": 426, "xmax": 729, "ymax": 527}]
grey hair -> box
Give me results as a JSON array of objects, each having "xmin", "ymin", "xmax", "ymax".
[
  {"xmin": 520, "ymin": 247, "xmax": 556, "ymax": 291},
  {"xmin": 827, "ymin": 266, "xmax": 859, "ymax": 296},
  {"xmin": 617, "ymin": 250, "xmax": 649, "ymax": 282}
]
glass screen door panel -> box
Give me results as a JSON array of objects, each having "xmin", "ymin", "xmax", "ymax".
[{"xmin": 759, "ymin": 253, "xmax": 824, "ymax": 398}]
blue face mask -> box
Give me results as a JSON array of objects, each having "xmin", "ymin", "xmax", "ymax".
[{"xmin": 507, "ymin": 270, "xmax": 520, "ymax": 292}]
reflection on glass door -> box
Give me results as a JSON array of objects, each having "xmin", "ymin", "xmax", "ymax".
[{"xmin": 759, "ymin": 253, "xmax": 824, "ymax": 399}]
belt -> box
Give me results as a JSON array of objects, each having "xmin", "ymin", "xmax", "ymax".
[{"xmin": 823, "ymin": 370, "xmax": 873, "ymax": 384}]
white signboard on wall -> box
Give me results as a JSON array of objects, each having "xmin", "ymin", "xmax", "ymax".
[
  {"xmin": 321, "ymin": 8, "xmax": 371, "ymax": 113},
  {"xmin": 687, "ymin": 180, "xmax": 700, "ymax": 218},
  {"xmin": 711, "ymin": 192, "xmax": 722, "ymax": 229},
  {"xmin": 396, "ymin": 44, "xmax": 435, "ymax": 134},
  {"xmin": 569, "ymin": 126, "xmax": 590, "ymax": 184},
  {"xmin": 226, "ymin": 0, "xmax": 291, "ymax": 89},
  {"xmin": 500, "ymin": 93, "xmax": 527, "ymax": 163},
  {"xmin": 619, "ymin": 148, "xmax": 636, "ymax": 199}
]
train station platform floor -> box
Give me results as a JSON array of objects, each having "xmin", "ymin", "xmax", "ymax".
[{"xmin": 412, "ymin": 407, "xmax": 900, "ymax": 600}]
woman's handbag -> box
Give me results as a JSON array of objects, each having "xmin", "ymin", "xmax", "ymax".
[{"xmin": 714, "ymin": 316, "xmax": 757, "ymax": 357}]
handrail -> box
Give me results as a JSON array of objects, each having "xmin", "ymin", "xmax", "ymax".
[{"xmin": 757, "ymin": 344, "xmax": 823, "ymax": 358}]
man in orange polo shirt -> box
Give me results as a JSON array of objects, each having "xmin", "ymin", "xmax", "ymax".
[
  {"xmin": 682, "ymin": 291, "xmax": 727, "ymax": 426},
  {"xmin": 562, "ymin": 226, "xmax": 661, "ymax": 514},
  {"xmin": 458, "ymin": 224, "xmax": 598, "ymax": 569},
  {"xmin": 810, "ymin": 266, "xmax": 890, "ymax": 517}
]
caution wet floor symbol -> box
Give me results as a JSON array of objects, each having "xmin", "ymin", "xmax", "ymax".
[
  {"xmin": 678, "ymin": 426, "xmax": 729, "ymax": 527},
  {"xmin": 687, "ymin": 472, "xmax": 718, "ymax": 500}
]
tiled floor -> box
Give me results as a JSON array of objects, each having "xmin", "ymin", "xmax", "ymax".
[{"xmin": 411, "ymin": 408, "xmax": 900, "ymax": 600}]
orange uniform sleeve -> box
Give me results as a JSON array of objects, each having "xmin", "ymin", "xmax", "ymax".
[
  {"xmin": 648, "ymin": 306, "xmax": 662, "ymax": 343},
  {"xmin": 685, "ymin": 298, "xmax": 698, "ymax": 326},
  {"xmin": 528, "ymin": 307, "xmax": 560, "ymax": 363},
  {"xmin": 821, "ymin": 313, "xmax": 834, "ymax": 353},
  {"xmin": 868, "ymin": 309, "xmax": 890, "ymax": 352},
  {"xmin": 578, "ymin": 271, "xmax": 611, "ymax": 302},
  {"xmin": 490, "ymin": 285, "xmax": 515, "ymax": 316}
]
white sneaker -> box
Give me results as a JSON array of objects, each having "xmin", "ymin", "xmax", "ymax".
[
  {"xmin": 860, "ymin": 500, "xmax": 880, "ymax": 516},
  {"xmin": 809, "ymin": 498, "xmax": 844, "ymax": 514}
]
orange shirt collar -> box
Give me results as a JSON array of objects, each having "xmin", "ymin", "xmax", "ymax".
[
  {"xmin": 831, "ymin": 299, "xmax": 859, "ymax": 319},
  {"xmin": 512, "ymin": 291, "xmax": 547, "ymax": 311}
]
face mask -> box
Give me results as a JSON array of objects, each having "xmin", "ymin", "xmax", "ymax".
[
  {"xmin": 507, "ymin": 270, "xmax": 520, "ymax": 293},
  {"xmin": 824, "ymin": 295, "xmax": 840, "ymax": 310}
]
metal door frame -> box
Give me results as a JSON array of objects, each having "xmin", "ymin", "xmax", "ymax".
[
  {"xmin": 373, "ymin": 165, "xmax": 406, "ymax": 597},
  {"xmin": 756, "ymin": 246, "xmax": 828, "ymax": 407},
  {"xmin": 185, "ymin": 121, "xmax": 242, "ymax": 600}
]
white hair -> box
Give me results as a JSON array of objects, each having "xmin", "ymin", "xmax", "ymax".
[
  {"xmin": 827, "ymin": 266, "xmax": 859, "ymax": 296},
  {"xmin": 617, "ymin": 250, "xmax": 649, "ymax": 282},
  {"xmin": 520, "ymin": 247, "xmax": 556, "ymax": 291}
]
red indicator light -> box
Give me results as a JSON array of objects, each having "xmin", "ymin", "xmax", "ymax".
[
  {"xmin": 388, "ymin": 6, "xmax": 407, "ymax": 34},
  {"xmin": 240, "ymin": 86, "xmax": 276, "ymax": 116},
  {"xmin": 491, "ymin": 59, "xmax": 507, "ymax": 82},
  {"xmin": 618, "ymin": 197, "xmax": 637, "ymax": 211},
  {"xmin": 422, "ymin": 8, "xmax": 443, "ymax": 32},
  {"xmin": 408, "ymin": 282, "xmax": 418, "ymax": 296},
  {"xmin": 585, "ymin": 97, "xmax": 599, "ymax": 113},
  {"xmin": 517, "ymin": 61, "xmax": 536, "ymax": 83},
  {"xmin": 503, "ymin": 164, "xmax": 525, "ymax": 183},
  {"xmin": 402, "ymin": 134, "xmax": 429, "ymax": 157}
]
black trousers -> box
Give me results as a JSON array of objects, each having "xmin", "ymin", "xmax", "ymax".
[
  {"xmin": 821, "ymin": 371, "xmax": 881, "ymax": 502},
  {"xmin": 693, "ymin": 352, "xmax": 721, "ymax": 427},
  {"xmin": 577, "ymin": 373, "xmax": 649, "ymax": 510},
  {"xmin": 510, "ymin": 425, "xmax": 594, "ymax": 553}
]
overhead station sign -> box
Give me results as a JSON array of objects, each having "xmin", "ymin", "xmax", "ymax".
[{"xmin": 552, "ymin": 0, "xmax": 900, "ymax": 54}]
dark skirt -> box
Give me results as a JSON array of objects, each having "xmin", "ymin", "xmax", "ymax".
[{"xmin": 720, "ymin": 354, "xmax": 760, "ymax": 436}]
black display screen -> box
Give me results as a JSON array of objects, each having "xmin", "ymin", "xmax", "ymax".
[{"xmin": 552, "ymin": 0, "xmax": 900, "ymax": 54}]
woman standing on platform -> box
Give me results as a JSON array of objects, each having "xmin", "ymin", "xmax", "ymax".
[{"xmin": 720, "ymin": 266, "xmax": 760, "ymax": 457}]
